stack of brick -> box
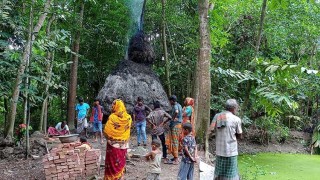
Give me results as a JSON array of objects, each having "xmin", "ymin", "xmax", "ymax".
[
  {"xmin": 43, "ymin": 142, "xmax": 101, "ymax": 180},
  {"xmin": 85, "ymin": 149, "xmax": 101, "ymax": 177}
]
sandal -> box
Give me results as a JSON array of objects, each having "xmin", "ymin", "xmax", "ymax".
[{"xmin": 164, "ymin": 159, "xmax": 173, "ymax": 164}]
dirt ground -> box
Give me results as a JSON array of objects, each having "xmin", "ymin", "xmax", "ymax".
[
  {"xmin": 0, "ymin": 133, "xmax": 200, "ymax": 180},
  {"xmin": 0, "ymin": 130, "xmax": 310, "ymax": 180}
]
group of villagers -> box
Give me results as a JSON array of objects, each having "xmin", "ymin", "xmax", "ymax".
[
  {"xmin": 47, "ymin": 95, "xmax": 243, "ymax": 180},
  {"xmin": 104, "ymin": 95, "xmax": 197, "ymax": 180},
  {"xmin": 48, "ymin": 97, "xmax": 105, "ymax": 144},
  {"xmin": 47, "ymin": 95, "xmax": 197, "ymax": 179}
]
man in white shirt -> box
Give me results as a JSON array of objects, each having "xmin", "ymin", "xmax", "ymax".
[
  {"xmin": 209, "ymin": 99, "xmax": 242, "ymax": 180},
  {"xmin": 48, "ymin": 121, "xmax": 70, "ymax": 136}
]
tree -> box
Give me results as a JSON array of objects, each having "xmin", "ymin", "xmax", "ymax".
[
  {"xmin": 6, "ymin": 0, "xmax": 51, "ymax": 140},
  {"xmin": 67, "ymin": 1, "xmax": 85, "ymax": 130},
  {"xmin": 195, "ymin": 0, "xmax": 211, "ymax": 160},
  {"xmin": 161, "ymin": 0, "xmax": 171, "ymax": 96},
  {"xmin": 39, "ymin": 15, "xmax": 56, "ymax": 133}
]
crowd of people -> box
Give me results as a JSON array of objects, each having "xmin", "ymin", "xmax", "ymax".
[{"xmin": 47, "ymin": 96, "xmax": 243, "ymax": 180}]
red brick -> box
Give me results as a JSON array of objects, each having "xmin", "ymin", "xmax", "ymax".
[
  {"xmin": 56, "ymin": 165, "xmax": 68, "ymax": 170},
  {"xmin": 67, "ymin": 150, "xmax": 74, "ymax": 155},
  {"xmin": 85, "ymin": 160, "xmax": 98, "ymax": 165},
  {"xmin": 45, "ymin": 167, "xmax": 57, "ymax": 174},
  {"xmin": 85, "ymin": 165, "xmax": 98, "ymax": 170},
  {"xmin": 54, "ymin": 158, "xmax": 66, "ymax": 164},
  {"xmin": 53, "ymin": 156, "xmax": 60, "ymax": 160},
  {"xmin": 86, "ymin": 156, "xmax": 98, "ymax": 161},
  {"xmin": 63, "ymin": 143, "xmax": 70, "ymax": 148}
]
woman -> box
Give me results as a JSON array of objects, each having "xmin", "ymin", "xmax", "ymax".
[
  {"xmin": 104, "ymin": 99, "xmax": 132, "ymax": 180},
  {"xmin": 163, "ymin": 95, "xmax": 183, "ymax": 165},
  {"xmin": 182, "ymin": 97, "xmax": 195, "ymax": 136}
]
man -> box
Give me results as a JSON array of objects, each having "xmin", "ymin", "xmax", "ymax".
[
  {"xmin": 75, "ymin": 97, "xmax": 90, "ymax": 137},
  {"xmin": 90, "ymin": 99, "xmax": 104, "ymax": 144},
  {"xmin": 209, "ymin": 99, "xmax": 243, "ymax": 180},
  {"xmin": 146, "ymin": 101, "xmax": 172, "ymax": 159},
  {"xmin": 48, "ymin": 121, "xmax": 70, "ymax": 136},
  {"xmin": 133, "ymin": 96, "xmax": 152, "ymax": 146},
  {"xmin": 163, "ymin": 95, "xmax": 183, "ymax": 165}
]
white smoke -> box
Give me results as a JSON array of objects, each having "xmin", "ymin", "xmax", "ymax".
[{"xmin": 126, "ymin": 0, "xmax": 145, "ymax": 31}]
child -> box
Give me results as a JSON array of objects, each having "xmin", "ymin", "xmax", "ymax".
[
  {"xmin": 178, "ymin": 123, "xmax": 197, "ymax": 180},
  {"xmin": 144, "ymin": 139, "xmax": 162, "ymax": 180},
  {"xmin": 79, "ymin": 137, "xmax": 92, "ymax": 150}
]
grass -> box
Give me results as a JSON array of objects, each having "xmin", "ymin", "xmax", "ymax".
[{"xmin": 238, "ymin": 153, "xmax": 320, "ymax": 180}]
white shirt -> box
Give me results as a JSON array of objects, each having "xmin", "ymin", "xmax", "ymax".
[
  {"xmin": 55, "ymin": 122, "xmax": 69, "ymax": 132},
  {"xmin": 212, "ymin": 111, "xmax": 242, "ymax": 157}
]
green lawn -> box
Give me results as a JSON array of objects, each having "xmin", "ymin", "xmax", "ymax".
[{"xmin": 238, "ymin": 153, "xmax": 320, "ymax": 180}]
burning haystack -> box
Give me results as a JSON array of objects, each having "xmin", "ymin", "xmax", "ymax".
[{"xmin": 96, "ymin": 31, "xmax": 170, "ymax": 115}]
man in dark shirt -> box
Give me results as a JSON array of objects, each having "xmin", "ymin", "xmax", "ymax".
[{"xmin": 133, "ymin": 97, "xmax": 152, "ymax": 146}]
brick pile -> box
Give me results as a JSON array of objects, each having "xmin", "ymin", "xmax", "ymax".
[{"xmin": 43, "ymin": 142, "xmax": 101, "ymax": 180}]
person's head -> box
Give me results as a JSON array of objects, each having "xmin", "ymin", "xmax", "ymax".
[
  {"xmin": 61, "ymin": 121, "xmax": 67, "ymax": 128},
  {"xmin": 153, "ymin": 101, "xmax": 161, "ymax": 109},
  {"xmin": 80, "ymin": 137, "xmax": 87, "ymax": 143},
  {"xmin": 184, "ymin": 97, "xmax": 194, "ymax": 106},
  {"xmin": 182, "ymin": 123, "xmax": 193, "ymax": 135},
  {"xmin": 169, "ymin": 95, "xmax": 177, "ymax": 105},
  {"xmin": 151, "ymin": 139, "xmax": 161, "ymax": 150},
  {"xmin": 225, "ymin": 99, "xmax": 239, "ymax": 114},
  {"xmin": 94, "ymin": 98, "xmax": 100, "ymax": 106},
  {"xmin": 78, "ymin": 97, "xmax": 84, "ymax": 104},
  {"xmin": 137, "ymin": 96, "xmax": 143, "ymax": 106},
  {"xmin": 112, "ymin": 99, "xmax": 127, "ymax": 117}
]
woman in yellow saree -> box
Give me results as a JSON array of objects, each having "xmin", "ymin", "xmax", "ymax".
[{"xmin": 104, "ymin": 99, "xmax": 132, "ymax": 180}]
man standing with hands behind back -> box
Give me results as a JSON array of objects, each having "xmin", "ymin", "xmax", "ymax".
[
  {"xmin": 75, "ymin": 97, "xmax": 90, "ymax": 137},
  {"xmin": 209, "ymin": 99, "xmax": 243, "ymax": 180}
]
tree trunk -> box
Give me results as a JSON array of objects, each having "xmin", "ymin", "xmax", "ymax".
[
  {"xmin": 242, "ymin": 0, "xmax": 267, "ymax": 113},
  {"xmin": 40, "ymin": 15, "xmax": 55, "ymax": 132},
  {"xmin": 6, "ymin": 0, "xmax": 30, "ymax": 140},
  {"xmin": 67, "ymin": 2, "xmax": 84, "ymax": 129},
  {"xmin": 254, "ymin": 0, "xmax": 267, "ymax": 58},
  {"xmin": 4, "ymin": 97, "xmax": 8, "ymax": 137},
  {"xmin": 196, "ymin": 0, "xmax": 211, "ymax": 161},
  {"xmin": 161, "ymin": 0, "xmax": 171, "ymax": 96}
]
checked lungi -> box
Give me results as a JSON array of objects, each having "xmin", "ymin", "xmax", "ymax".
[{"xmin": 214, "ymin": 156, "xmax": 240, "ymax": 180}]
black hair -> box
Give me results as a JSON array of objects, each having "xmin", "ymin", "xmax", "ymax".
[
  {"xmin": 152, "ymin": 139, "xmax": 161, "ymax": 147},
  {"xmin": 80, "ymin": 137, "xmax": 87, "ymax": 143},
  {"xmin": 94, "ymin": 98, "xmax": 100, "ymax": 103},
  {"xmin": 78, "ymin": 97, "xmax": 84, "ymax": 102},
  {"xmin": 137, "ymin": 96, "xmax": 143, "ymax": 102},
  {"xmin": 183, "ymin": 123, "xmax": 193, "ymax": 132},
  {"xmin": 153, "ymin": 101, "xmax": 161, "ymax": 109},
  {"xmin": 169, "ymin": 95, "xmax": 177, "ymax": 102}
]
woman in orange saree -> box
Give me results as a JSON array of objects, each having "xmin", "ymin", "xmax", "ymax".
[
  {"xmin": 104, "ymin": 99, "xmax": 132, "ymax": 180},
  {"xmin": 180, "ymin": 98, "xmax": 196, "ymax": 146}
]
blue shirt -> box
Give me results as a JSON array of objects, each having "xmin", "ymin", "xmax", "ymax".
[
  {"xmin": 185, "ymin": 106, "xmax": 192, "ymax": 117},
  {"xmin": 170, "ymin": 102, "xmax": 182, "ymax": 128},
  {"xmin": 93, "ymin": 106, "xmax": 104, "ymax": 122},
  {"xmin": 172, "ymin": 103, "xmax": 183, "ymax": 123},
  {"xmin": 75, "ymin": 103, "xmax": 90, "ymax": 119}
]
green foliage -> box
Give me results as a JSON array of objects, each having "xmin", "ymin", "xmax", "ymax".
[
  {"xmin": 239, "ymin": 153, "xmax": 320, "ymax": 180},
  {"xmin": 240, "ymin": 155, "xmax": 267, "ymax": 180},
  {"xmin": 311, "ymin": 123, "xmax": 320, "ymax": 154}
]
